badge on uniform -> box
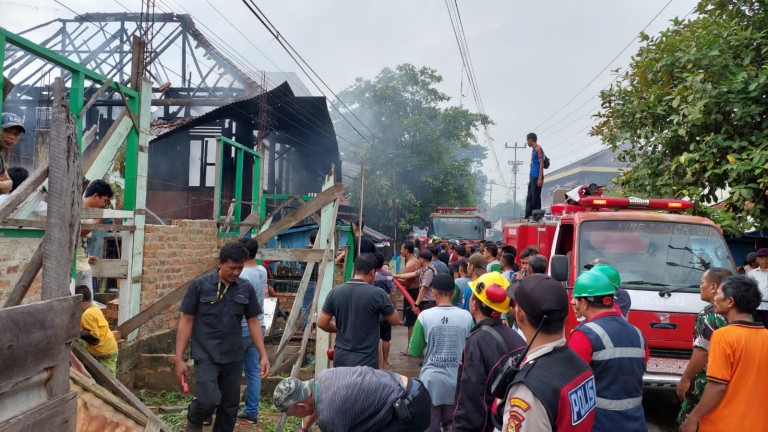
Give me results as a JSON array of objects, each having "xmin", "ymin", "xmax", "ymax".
[{"xmin": 568, "ymin": 375, "xmax": 596, "ymax": 425}]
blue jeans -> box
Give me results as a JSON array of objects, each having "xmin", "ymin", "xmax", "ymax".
[
  {"xmin": 301, "ymin": 282, "xmax": 316, "ymax": 329},
  {"xmin": 241, "ymin": 326, "xmax": 265, "ymax": 417}
]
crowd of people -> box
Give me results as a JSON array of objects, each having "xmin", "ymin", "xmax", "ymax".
[{"xmin": 266, "ymin": 238, "xmax": 768, "ymax": 432}]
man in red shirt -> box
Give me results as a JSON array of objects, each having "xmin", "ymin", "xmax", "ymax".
[{"xmin": 568, "ymin": 271, "xmax": 648, "ymax": 432}]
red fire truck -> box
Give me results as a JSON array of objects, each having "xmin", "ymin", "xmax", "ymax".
[
  {"xmin": 503, "ymin": 184, "xmax": 735, "ymax": 387},
  {"xmin": 429, "ymin": 207, "xmax": 489, "ymax": 246}
]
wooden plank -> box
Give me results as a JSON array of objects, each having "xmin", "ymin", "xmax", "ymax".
[
  {"xmin": 79, "ymin": 77, "xmax": 113, "ymax": 117},
  {"xmin": 0, "ymin": 164, "xmax": 48, "ymax": 223},
  {"xmin": 80, "ymin": 208, "xmax": 135, "ymax": 219},
  {"xmin": 0, "ymin": 296, "xmax": 80, "ymax": 394},
  {"xmin": 2, "ymin": 237, "xmax": 44, "ymax": 308},
  {"xmin": 243, "ymin": 183, "xmax": 343, "ymax": 239},
  {"xmin": 90, "ymin": 258, "xmax": 129, "ymax": 278},
  {"xmin": 82, "ymin": 124, "xmax": 98, "ymax": 151},
  {"xmin": 119, "ymin": 77, "xmax": 152, "ymax": 336},
  {"xmin": 1, "ymin": 219, "xmax": 135, "ymax": 232},
  {"xmin": 212, "ymin": 138, "xmax": 222, "ymax": 221},
  {"xmin": 42, "ymin": 78, "xmax": 82, "ymax": 303},
  {"xmin": 257, "ymin": 248, "xmax": 325, "ymax": 263},
  {"xmin": 144, "ymin": 416, "xmax": 164, "ymax": 432},
  {"xmin": 274, "ymin": 176, "xmax": 340, "ymax": 371},
  {"xmin": 0, "ymin": 391, "xmax": 77, "ymax": 432},
  {"xmin": 118, "ymin": 184, "xmax": 343, "ymax": 336},
  {"xmin": 84, "ymin": 112, "xmax": 132, "ymax": 181},
  {"xmin": 69, "ymin": 370, "xmax": 148, "ymax": 426},
  {"xmin": 72, "ymin": 344, "xmax": 170, "ymax": 431},
  {"xmin": 315, "ymin": 173, "xmax": 341, "ymax": 376}
]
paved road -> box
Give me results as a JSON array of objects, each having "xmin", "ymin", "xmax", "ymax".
[{"xmin": 385, "ymin": 323, "xmax": 680, "ymax": 431}]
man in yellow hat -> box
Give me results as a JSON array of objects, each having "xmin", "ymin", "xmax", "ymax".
[{"xmin": 452, "ymin": 272, "xmax": 526, "ymax": 432}]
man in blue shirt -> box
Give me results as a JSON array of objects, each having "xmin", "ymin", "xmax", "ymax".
[{"xmin": 524, "ymin": 132, "xmax": 545, "ymax": 219}]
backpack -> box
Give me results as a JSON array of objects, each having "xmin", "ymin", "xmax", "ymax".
[{"xmin": 537, "ymin": 145, "xmax": 550, "ymax": 169}]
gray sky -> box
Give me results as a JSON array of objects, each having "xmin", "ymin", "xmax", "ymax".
[{"xmin": 2, "ymin": 0, "xmax": 698, "ymax": 204}]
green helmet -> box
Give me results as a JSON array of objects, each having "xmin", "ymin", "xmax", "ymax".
[
  {"xmin": 591, "ymin": 263, "xmax": 621, "ymax": 287},
  {"xmin": 573, "ymin": 271, "xmax": 615, "ymax": 297}
]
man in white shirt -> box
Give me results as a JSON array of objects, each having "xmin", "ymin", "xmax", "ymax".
[{"xmin": 747, "ymin": 248, "xmax": 768, "ymax": 328}]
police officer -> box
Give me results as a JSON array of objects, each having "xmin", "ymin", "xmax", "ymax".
[
  {"xmin": 453, "ymin": 272, "xmax": 526, "ymax": 432},
  {"xmin": 174, "ymin": 243, "xmax": 271, "ymax": 432},
  {"xmin": 496, "ymin": 274, "xmax": 596, "ymax": 431},
  {"xmin": 568, "ymin": 271, "xmax": 648, "ymax": 432}
]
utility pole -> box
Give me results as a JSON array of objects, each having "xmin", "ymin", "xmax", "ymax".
[{"xmin": 506, "ymin": 142, "xmax": 527, "ymax": 219}]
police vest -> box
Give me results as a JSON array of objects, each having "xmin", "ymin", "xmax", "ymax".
[
  {"xmin": 576, "ymin": 315, "xmax": 647, "ymax": 432},
  {"xmin": 512, "ymin": 345, "xmax": 597, "ymax": 431}
]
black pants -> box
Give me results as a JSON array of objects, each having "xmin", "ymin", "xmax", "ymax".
[
  {"xmin": 187, "ymin": 359, "xmax": 243, "ymax": 432},
  {"xmin": 524, "ymin": 175, "xmax": 542, "ymax": 218},
  {"xmin": 381, "ymin": 379, "xmax": 432, "ymax": 432}
]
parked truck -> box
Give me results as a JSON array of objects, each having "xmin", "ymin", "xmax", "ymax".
[
  {"xmin": 429, "ymin": 206, "xmax": 489, "ymax": 246},
  {"xmin": 503, "ymin": 184, "xmax": 735, "ymax": 387}
]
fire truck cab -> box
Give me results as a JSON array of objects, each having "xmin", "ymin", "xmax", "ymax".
[
  {"xmin": 504, "ymin": 184, "xmax": 735, "ymax": 387},
  {"xmin": 429, "ymin": 207, "xmax": 489, "ymax": 246}
]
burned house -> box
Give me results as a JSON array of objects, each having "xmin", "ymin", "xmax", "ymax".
[{"xmin": 147, "ymin": 82, "xmax": 341, "ymax": 221}]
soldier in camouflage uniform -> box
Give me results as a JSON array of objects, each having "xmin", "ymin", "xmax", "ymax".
[{"xmin": 676, "ymin": 268, "xmax": 732, "ymax": 423}]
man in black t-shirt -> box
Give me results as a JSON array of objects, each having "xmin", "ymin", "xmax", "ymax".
[{"xmin": 318, "ymin": 254, "xmax": 402, "ymax": 369}]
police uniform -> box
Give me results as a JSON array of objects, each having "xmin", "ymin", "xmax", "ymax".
[
  {"xmin": 500, "ymin": 339, "xmax": 596, "ymax": 431},
  {"xmin": 180, "ymin": 272, "xmax": 263, "ymax": 431}
]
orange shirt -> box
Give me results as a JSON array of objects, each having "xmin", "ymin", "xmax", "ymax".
[{"xmin": 700, "ymin": 321, "xmax": 768, "ymax": 431}]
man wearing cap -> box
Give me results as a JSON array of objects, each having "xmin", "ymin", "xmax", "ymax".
[
  {"xmin": 747, "ymin": 248, "xmax": 768, "ymax": 328},
  {"xmin": 273, "ymin": 366, "xmax": 431, "ymax": 432},
  {"xmin": 319, "ymin": 254, "xmax": 401, "ymax": 369},
  {"xmin": 585, "ymin": 259, "xmax": 631, "ymax": 319},
  {"xmin": 568, "ymin": 271, "xmax": 648, "ymax": 432},
  {"xmin": 452, "ymin": 272, "xmax": 526, "ymax": 432},
  {"xmin": 496, "ymin": 274, "xmax": 596, "ymax": 431},
  {"xmin": 408, "ymin": 274, "xmax": 473, "ymax": 431},
  {"xmin": 0, "ymin": 112, "xmax": 25, "ymax": 194}
]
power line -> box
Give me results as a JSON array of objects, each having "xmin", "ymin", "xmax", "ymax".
[
  {"xmin": 239, "ymin": 0, "xmax": 375, "ymax": 145},
  {"xmin": 443, "ymin": 0, "xmax": 509, "ymax": 189},
  {"xmin": 528, "ymin": 0, "xmax": 675, "ymax": 134}
]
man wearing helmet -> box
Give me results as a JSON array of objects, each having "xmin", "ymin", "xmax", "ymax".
[
  {"xmin": 568, "ymin": 271, "xmax": 649, "ymax": 432},
  {"xmin": 584, "ymin": 259, "xmax": 631, "ymax": 318},
  {"xmin": 452, "ymin": 272, "xmax": 526, "ymax": 432}
]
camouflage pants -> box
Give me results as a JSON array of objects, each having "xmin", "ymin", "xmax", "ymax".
[
  {"xmin": 677, "ymin": 374, "xmax": 707, "ymax": 424},
  {"xmin": 95, "ymin": 351, "xmax": 119, "ymax": 377}
]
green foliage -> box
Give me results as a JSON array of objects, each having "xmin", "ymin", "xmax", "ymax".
[
  {"xmin": 334, "ymin": 64, "xmax": 490, "ymax": 240},
  {"xmin": 591, "ymin": 0, "xmax": 768, "ymax": 235}
]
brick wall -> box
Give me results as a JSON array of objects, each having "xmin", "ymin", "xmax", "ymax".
[
  {"xmin": 0, "ymin": 237, "xmax": 43, "ymax": 305},
  {"xmin": 138, "ymin": 219, "xmax": 221, "ymax": 338}
]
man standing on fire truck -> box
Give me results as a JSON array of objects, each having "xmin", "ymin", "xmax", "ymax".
[
  {"xmin": 523, "ymin": 132, "xmax": 545, "ymax": 219},
  {"xmin": 568, "ymin": 271, "xmax": 648, "ymax": 432}
]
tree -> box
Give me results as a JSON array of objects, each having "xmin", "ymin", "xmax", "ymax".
[
  {"xmin": 333, "ymin": 64, "xmax": 490, "ymax": 240},
  {"xmin": 591, "ymin": 0, "xmax": 768, "ymax": 235}
]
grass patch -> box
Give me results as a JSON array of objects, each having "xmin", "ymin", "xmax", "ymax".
[
  {"xmin": 137, "ymin": 390, "xmax": 191, "ymax": 432},
  {"xmin": 135, "ymin": 391, "xmax": 304, "ymax": 431}
]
